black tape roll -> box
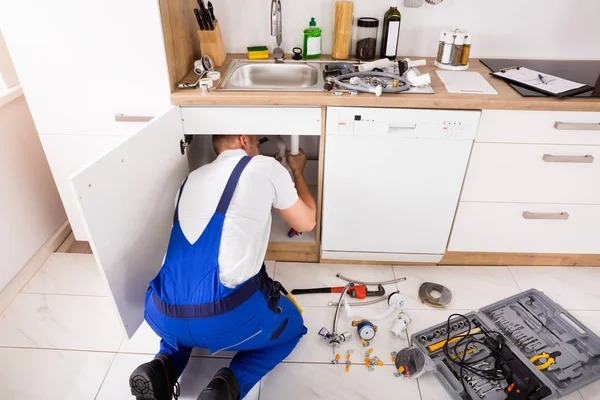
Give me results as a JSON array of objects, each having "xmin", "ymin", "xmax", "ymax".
[{"xmin": 418, "ymin": 282, "xmax": 452, "ymax": 308}]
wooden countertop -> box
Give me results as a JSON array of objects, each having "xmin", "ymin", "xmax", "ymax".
[{"xmin": 171, "ymin": 56, "xmax": 600, "ymax": 112}]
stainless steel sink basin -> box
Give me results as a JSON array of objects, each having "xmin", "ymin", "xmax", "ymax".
[{"xmin": 218, "ymin": 59, "xmax": 326, "ymax": 91}]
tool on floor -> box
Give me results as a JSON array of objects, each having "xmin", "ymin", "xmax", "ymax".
[
  {"xmin": 292, "ymin": 284, "xmax": 385, "ymax": 299},
  {"xmin": 418, "ymin": 282, "xmax": 452, "ymax": 308},
  {"xmin": 273, "ymin": 281, "xmax": 303, "ymax": 314},
  {"xmin": 327, "ymin": 291, "xmax": 395, "ymax": 307},
  {"xmin": 352, "ymin": 319, "xmax": 378, "ymax": 341},
  {"xmin": 335, "ymin": 273, "xmax": 406, "ymax": 286}
]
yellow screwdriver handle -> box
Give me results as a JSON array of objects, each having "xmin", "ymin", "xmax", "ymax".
[{"xmin": 286, "ymin": 294, "xmax": 303, "ymax": 314}]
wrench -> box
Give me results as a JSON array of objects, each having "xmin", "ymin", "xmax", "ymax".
[
  {"xmin": 479, "ymin": 384, "xmax": 502, "ymax": 397},
  {"xmin": 468, "ymin": 379, "xmax": 483, "ymax": 386}
]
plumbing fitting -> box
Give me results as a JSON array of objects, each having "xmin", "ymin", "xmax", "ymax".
[{"xmin": 318, "ymin": 283, "xmax": 354, "ymax": 347}]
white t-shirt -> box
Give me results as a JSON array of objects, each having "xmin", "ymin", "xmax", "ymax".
[{"xmin": 176, "ymin": 149, "xmax": 298, "ymax": 288}]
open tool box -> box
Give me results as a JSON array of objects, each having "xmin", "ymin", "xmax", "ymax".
[{"xmin": 411, "ymin": 289, "xmax": 600, "ymax": 400}]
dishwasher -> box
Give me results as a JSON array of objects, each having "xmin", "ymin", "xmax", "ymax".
[{"xmin": 321, "ymin": 107, "xmax": 481, "ymax": 263}]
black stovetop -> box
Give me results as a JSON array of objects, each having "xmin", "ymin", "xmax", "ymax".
[{"xmin": 480, "ymin": 59, "xmax": 600, "ymax": 98}]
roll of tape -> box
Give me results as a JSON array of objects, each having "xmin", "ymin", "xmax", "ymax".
[
  {"xmin": 199, "ymin": 78, "xmax": 213, "ymax": 88},
  {"xmin": 194, "ymin": 60, "xmax": 206, "ymax": 75},
  {"xmin": 207, "ymin": 71, "xmax": 221, "ymax": 81}
]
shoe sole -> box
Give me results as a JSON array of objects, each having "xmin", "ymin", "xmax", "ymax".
[{"xmin": 129, "ymin": 362, "xmax": 169, "ymax": 400}]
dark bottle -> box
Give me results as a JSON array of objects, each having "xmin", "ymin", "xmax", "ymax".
[{"xmin": 380, "ymin": 6, "xmax": 401, "ymax": 60}]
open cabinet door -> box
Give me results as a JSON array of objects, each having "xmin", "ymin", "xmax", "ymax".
[{"xmin": 70, "ymin": 107, "xmax": 189, "ymax": 337}]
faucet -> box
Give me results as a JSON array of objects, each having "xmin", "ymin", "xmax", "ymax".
[{"xmin": 270, "ymin": 0, "xmax": 284, "ymax": 62}]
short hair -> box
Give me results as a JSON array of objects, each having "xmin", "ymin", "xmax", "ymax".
[{"xmin": 212, "ymin": 135, "xmax": 237, "ymax": 154}]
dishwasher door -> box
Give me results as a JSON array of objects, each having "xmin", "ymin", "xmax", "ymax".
[{"xmin": 321, "ymin": 132, "xmax": 473, "ymax": 262}]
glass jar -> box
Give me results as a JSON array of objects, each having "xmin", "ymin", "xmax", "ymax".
[
  {"xmin": 355, "ymin": 17, "xmax": 379, "ymax": 60},
  {"xmin": 332, "ymin": 0, "xmax": 354, "ymax": 60}
]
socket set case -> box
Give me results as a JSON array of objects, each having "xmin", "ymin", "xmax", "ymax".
[{"xmin": 411, "ymin": 289, "xmax": 600, "ymax": 400}]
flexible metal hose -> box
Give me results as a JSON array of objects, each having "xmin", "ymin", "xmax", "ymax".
[
  {"xmin": 330, "ymin": 71, "xmax": 410, "ymax": 93},
  {"xmin": 336, "ymin": 273, "xmax": 407, "ymax": 286}
]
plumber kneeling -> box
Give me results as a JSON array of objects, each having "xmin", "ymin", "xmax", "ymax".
[{"xmin": 129, "ymin": 134, "xmax": 315, "ymax": 400}]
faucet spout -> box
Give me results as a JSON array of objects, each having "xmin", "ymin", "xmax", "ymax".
[{"xmin": 271, "ymin": 0, "xmax": 283, "ymax": 61}]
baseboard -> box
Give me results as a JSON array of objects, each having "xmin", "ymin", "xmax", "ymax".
[
  {"xmin": 320, "ymin": 250, "xmax": 443, "ymax": 264},
  {"xmin": 0, "ymin": 220, "xmax": 71, "ymax": 313},
  {"xmin": 440, "ymin": 251, "xmax": 600, "ymax": 267}
]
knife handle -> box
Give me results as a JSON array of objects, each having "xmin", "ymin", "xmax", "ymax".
[{"xmin": 194, "ymin": 8, "xmax": 205, "ymax": 31}]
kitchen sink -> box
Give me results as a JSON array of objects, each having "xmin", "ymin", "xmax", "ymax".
[{"xmin": 218, "ymin": 59, "xmax": 327, "ymax": 91}]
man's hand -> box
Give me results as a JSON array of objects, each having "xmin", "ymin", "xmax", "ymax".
[{"xmin": 286, "ymin": 149, "xmax": 307, "ymax": 176}]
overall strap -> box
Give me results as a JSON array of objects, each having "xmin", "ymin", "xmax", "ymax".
[
  {"xmin": 216, "ymin": 156, "xmax": 252, "ymax": 215},
  {"xmin": 173, "ymin": 178, "xmax": 189, "ymax": 225}
]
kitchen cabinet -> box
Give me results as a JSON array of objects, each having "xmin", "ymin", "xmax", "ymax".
[
  {"xmin": 0, "ymin": 0, "xmax": 172, "ymax": 135},
  {"xmin": 68, "ymin": 106, "xmax": 323, "ymax": 336},
  {"xmin": 449, "ymin": 110, "xmax": 600, "ymax": 256},
  {"xmin": 39, "ymin": 135, "xmax": 126, "ymax": 240}
]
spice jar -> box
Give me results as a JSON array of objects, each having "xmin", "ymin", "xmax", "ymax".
[
  {"xmin": 450, "ymin": 33, "xmax": 464, "ymax": 66},
  {"xmin": 435, "ymin": 31, "xmax": 446, "ymax": 63},
  {"xmin": 441, "ymin": 31, "xmax": 453, "ymax": 64},
  {"xmin": 355, "ymin": 17, "xmax": 379, "ymax": 60},
  {"xmin": 460, "ymin": 34, "xmax": 471, "ymax": 66},
  {"xmin": 332, "ymin": 0, "xmax": 354, "ymax": 60}
]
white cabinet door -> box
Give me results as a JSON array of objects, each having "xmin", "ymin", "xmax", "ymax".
[
  {"xmin": 461, "ymin": 143, "xmax": 600, "ymax": 205},
  {"xmin": 40, "ymin": 135, "xmax": 127, "ymax": 240},
  {"xmin": 69, "ymin": 108, "xmax": 189, "ymax": 337},
  {"xmin": 0, "ymin": 0, "xmax": 171, "ymax": 135}
]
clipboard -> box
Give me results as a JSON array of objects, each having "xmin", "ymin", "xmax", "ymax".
[{"xmin": 491, "ymin": 66, "xmax": 594, "ymax": 98}]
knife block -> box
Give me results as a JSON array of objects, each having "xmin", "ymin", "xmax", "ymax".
[{"xmin": 197, "ymin": 21, "xmax": 226, "ymax": 67}]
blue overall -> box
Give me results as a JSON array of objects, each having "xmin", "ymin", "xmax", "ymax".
[{"xmin": 144, "ymin": 156, "xmax": 307, "ymax": 398}]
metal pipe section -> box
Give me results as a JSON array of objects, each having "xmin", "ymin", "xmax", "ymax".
[
  {"xmin": 335, "ymin": 273, "xmax": 407, "ymax": 286},
  {"xmin": 332, "ymin": 283, "xmax": 354, "ymax": 335}
]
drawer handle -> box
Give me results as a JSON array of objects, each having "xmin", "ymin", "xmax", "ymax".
[
  {"xmin": 522, "ymin": 211, "xmax": 569, "ymax": 220},
  {"xmin": 114, "ymin": 114, "xmax": 154, "ymax": 123},
  {"xmin": 554, "ymin": 121, "xmax": 600, "ymax": 131},
  {"xmin": 542, "ymin": 154, "xmax": 594, "ymax": 163}
]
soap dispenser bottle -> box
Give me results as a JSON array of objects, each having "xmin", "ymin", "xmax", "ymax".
[{"xmin": 303, "ymin": 17, "xmax": 322, "ymax": 59}]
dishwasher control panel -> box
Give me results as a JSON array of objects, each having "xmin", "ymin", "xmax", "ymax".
[{"xmin": 328, "ymin": 107, "xmax": 481, "ymax": 139}]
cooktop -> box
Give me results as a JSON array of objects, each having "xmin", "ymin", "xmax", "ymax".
[{"xmin": 481, "ymin": 59, "xmax": 600, "ymax": 98}]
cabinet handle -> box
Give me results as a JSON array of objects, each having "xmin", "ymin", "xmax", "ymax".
[
  {"xmin": 522, "ymin": 211, "xmax": 569, "ymax": 220},
  {"xmin": 114, "ymin": 114, "xmax": 154, "ymax": 123},
  {"xmin": 554, "ymin": 121, "xmax": 600, "ymax": 131},
  {"xmin": 542, "ymin": 154, "xmax": 594, "ymax": 163}
]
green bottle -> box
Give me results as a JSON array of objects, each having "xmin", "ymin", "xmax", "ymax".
[
  {"xmin": 303, "ymin": 17, "xmax": 322, "ymax": 59},
  {"xmin": 380, "ymin": 6, "xmax": 401, "ymax": 60}
]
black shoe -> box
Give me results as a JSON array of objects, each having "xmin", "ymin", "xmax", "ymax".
[
  {"xmin": 129, "ymin": 353, "xmax": 180, "ymax": 400},
  {"xmin": 197, "ymin": 368, "xmax": 240, "ymax": 400}
]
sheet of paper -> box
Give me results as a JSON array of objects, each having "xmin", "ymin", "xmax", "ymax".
[
  {"xmin": 492, "ymin": 67, "xmax": 586, "ymax": 95},
  {"xmin": 436, "ymin": 71, "xmax": 498, "ymax": 95}
]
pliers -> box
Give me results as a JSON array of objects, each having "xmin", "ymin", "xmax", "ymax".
[{"xmin": 530, "ymin": 351, "xmax": 561, "ymax": 370}]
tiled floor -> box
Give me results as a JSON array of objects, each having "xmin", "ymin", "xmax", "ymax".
[{"xmin": 1, "ymin": 254, "xmax": 599, "ymax": 399}]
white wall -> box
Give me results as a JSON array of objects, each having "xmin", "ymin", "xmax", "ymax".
[
  {"xmin": 0, "ymin": 32, "xmax": 18, "ymax": 92},
  {"xmin": 0, "ymin": 95, "xmax": 67, "ymax": 292},
  {"xmin": 216, "ymin": 0, "xmax": 600, "ymax": 60}
]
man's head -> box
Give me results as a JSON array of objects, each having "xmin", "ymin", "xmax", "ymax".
[{"xmin": 212, "ymin": 135, "xmax": 260, "ymax": 157}]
